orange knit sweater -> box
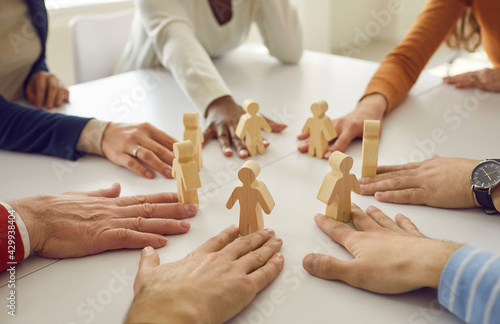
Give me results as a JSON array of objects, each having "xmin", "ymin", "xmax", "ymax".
[{"xmin": 363, "ymin": 0, "xmax": 500, "ymax": 111}]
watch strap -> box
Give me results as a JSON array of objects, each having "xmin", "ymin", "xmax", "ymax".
[{"xmin": 473, "ymin": 187, "xmax": 497, "ymax": 213}]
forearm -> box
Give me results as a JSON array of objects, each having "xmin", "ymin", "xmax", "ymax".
[
  {"xmin": 0, "ymin": 96, "xmax": 91, "ymax": 160},
  {"xmin": 363, "ymin": 1, "xmax": 466, "ymax": 111},
  {"xmin": 256, "ymin": 0, "xmax": 303, "ymax": 64},
  {"xmin": 438, "ymin": 246, "xmax": 500, "ymax": 323},
  {"xmin": 137, "ymin": 0, "xmax": 231, "ymax": 113}
]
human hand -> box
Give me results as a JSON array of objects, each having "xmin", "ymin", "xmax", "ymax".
[
  {"xmin": 8, "ymin": 183, "xmax": 197, "ymax": 259},
  {"xmin": 204, "ymin": 95, "xmax": 287, "ymax": 159},
  {"xmin": 302, "ymin": 205, "xmax": 461, "ymax": 293},
  {"xmin": 297, "ymin": 94, "xmax": 386, "ymax": 158},
  {"xmin": 359, "ymin": 156, "xmax": 481, "ymax": 208},
  {"xmin": 101, "ymin": 122, "xmax": 177, "ymax": 179},
  {"xmin": 444, "ymin": 68, "xmax": 500, "ymax": 92},
  {"xmin": 126, "ymin": 227, "xmax": 284, "ymax": 323},
  {"xmin": 25, "ymin": 71, "xmax": 69, "ymax": 109}
]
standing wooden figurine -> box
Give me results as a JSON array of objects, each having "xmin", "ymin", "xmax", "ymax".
[
  {"xmin": 183, "ymin": 112, "xmax": 203, "ymax": 171},
  {"xmin": 226, "ymin": 161, "xmax": 275, "ymax": 236},
  {"xmin": 361, "ymin": 120, "xmax": 380, "ymax": 178},
  {"xmin": 302, "ymin": 100, "xmax": 337, "ymax": 158},
  {"xmin": 235, "ymin": 99, "xmax": 271, "ymax": 156},
  {"xmin": 317, "ymin": 151, "xmax": 361, "ymax": 223},
  {"xmin": 172, "ymin": 140, "xmax": 201, "ymax": 205}
]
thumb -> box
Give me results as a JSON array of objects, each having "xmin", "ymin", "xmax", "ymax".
[
  {"xmin": 134, "ymin": 246, "xmax": 160, "ymax": 295},
  {"xmin": 302, "ymin": 253, "xmax": 352, "ymax": 281},
  {"xmin": 84, "ymin": 182, "xmax": 121, "ymax": 198},
  {"xmin": 139, "ymin": 246, "xmax": 160, "ymax": 272}
]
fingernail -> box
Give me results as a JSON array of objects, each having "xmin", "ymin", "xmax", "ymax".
[
  {"xmin": 263, "ymin": 140, "xmax": 270, "ymax": 145},
  {"xmin": 165, "ymin": 169, "xmax": 172, "ymax": 178},
  {"xmin": 144, "ymin": 246, "xmax": 153, "ymax": 252},
  {"xmin": 188, "ymin": 204, "xmax": 198, "ymax": 214},
  {"xmin": 275, "ymin": 252, "xmax": 284, "ymax": 260},
  {"xmin": 324, "ymin": 151, "xmax": 332, "ymax": 159},
  {"xmin": 180, "ymin": 221, "xmax": 191, "ymax": 229},
  {"xmin": 314, "ymin": 213, "xmax": 323, "ymax": 219},
  {"xmin": 230, "ymin": 224, "xmax": 239, "ymax": 231},
  {"xmin": 265, "ymin": 228, "xmax": 275, "ymax": 234},
  {"xmin": 145, "ymin": 171, "xmax": 154, "ymax": 179},
  {"xmin": 157, "ymin": 236, "xmax": 168, "ymax": 245},
  {"xmin": 224, "ymin": 147, "xmax": 233, "ymax": 153},
  {"xmin": 273, "ymin": 236, "xmax": 283, "ymax": 244},
  {"xmin": 239, "ymin": 149, "xmax": 248, "ymax": 157},
  {"xmin": 304, "ymin": 255, "xmax": 317, "ymax": 273},
  {"xmin": 358, "ymin": 178, "xmax": 367, "ymax": 184}
]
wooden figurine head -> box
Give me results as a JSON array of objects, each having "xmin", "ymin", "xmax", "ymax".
[
  {"xmin": 243, "ymin": 99, "xmax": 260, "ymax": 116},
  {"xmin": 173, "ymin": 140, "xmax": 194, "ymax": 163},
  {"xmin": 311, "ymin": 100, "xmax": 328, "ymax": 118},
  {"xmin": 238, "ymin": 160, "xmax": 260, "ymax": 185},
  {"xmin": 183, "ymin": 112, "xmax": 199, "ymax": 129},
  {"xmin": 328, "ymin": 151, "xmax": 353, "ymax": 175}
]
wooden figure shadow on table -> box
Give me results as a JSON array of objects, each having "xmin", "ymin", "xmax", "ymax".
[
  {"xmin": 361, "ymin": 120, "xmax": 380, "ymax": 178},
  {"xmin": 235, "ymin": 99, "xmax": 271, "ymax": 156},
  {"xmin": 301, "ymin": 100, "xmax": 337, "ymax": 159},
  {"xmin": 317, "ymin": 151, "xmax": 361, "ymax": 223},
  {"xmin": 226, "ymin": 160, "xmax": 275, "ymax": 236},
  {"xmin": 172, "ymin": 140, "xmax": 201, "ymax": 206},
  {"xmin": 183, "ymin": 112, "xmax": 204, "ymax": 171}
]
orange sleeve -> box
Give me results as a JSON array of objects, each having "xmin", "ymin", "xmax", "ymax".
[{"xmin": 362, "ymin": 0, "xmax": 467, "ymax": 111}]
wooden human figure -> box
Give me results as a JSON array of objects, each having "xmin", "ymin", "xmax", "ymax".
[
  {"xmin": 235, "ymin": 99, "xmax": 271, "ymax": 156},
  {"xmin": 361, "ymin": 120, "xmax": 380, "ymax": 178},
  {"xmin": 226, "ymin": 161, "xmax": 275, "ymax": 236},
  {"xmin": 172, "ymin": 141, "xmax": 201, "ymax": 205},
  {"xmin": 302, "ymin": 100, "xmax": 337, "ymax": 158},
  {"xmin": 317, "ymin": 151, "xmax": 361, "ymax": 223},
  {"xmin": 183, "ymin": 112, "xmax": 203, "ymax": 171}
]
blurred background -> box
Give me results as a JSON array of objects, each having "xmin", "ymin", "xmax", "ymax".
[{"xmin": 46, "ymin": 0, "xmax": 492, "ymax": 86}]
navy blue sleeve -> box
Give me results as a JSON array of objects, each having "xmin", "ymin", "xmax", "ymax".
[{"xmin": 0, "ymin": 96, "xmax": 91, "ymax": 160}]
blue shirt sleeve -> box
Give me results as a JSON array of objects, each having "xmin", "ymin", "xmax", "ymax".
[
  {"xmin": 438, "ymin": 245, "xmax": 500, "ymax": 324},
  {"xmin": 0, "ymin": 96, "xmax": 91, "ymax": 160}
]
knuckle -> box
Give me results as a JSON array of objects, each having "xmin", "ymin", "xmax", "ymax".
[
  {"xmin": 141, "ymin": 203, "xmax": 156, "ymax": 216},
  {"xmin": 133, "ymin": 195, "xmax": 147, "ymax": 205},
  {"xmin": 133, "ymin": 217, "xmax": 146, "ymax": 231},
  {"xmin": 116, "ymin": 228, "xmax": 132, "ymax": 242},
  {"xmin": 389, "ymin": 177, "xmax": 402, "ymax": 188},
  {"xmin": 125, "ymin": 159, "xmax": 136, "ymax": 169},
  {"xmin": 249, "ymin": 250, "xmax": 266, "ymax": 264}
]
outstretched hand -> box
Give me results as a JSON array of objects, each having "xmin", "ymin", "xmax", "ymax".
[
  {"xmin": 204, "ymin": 96, "xmax": 287, "ymax": 159},
  {"xmin": 126, "ymin": 227, "xmax": 284, "ymax": 323},
  {"xmin": 444, "ymin": 68, "xmax": 500, "ymax": 92},
  {"xmin": 297, "ymin": 94, "xmax": 386, "ymax": 158},
  {"xmin": 303, "ymin": 204, "xmax": 461, "ymax": 293},
  {"xmin": 359, "ymin": 156, "xmax": 481, "ymax": 208},
  {"xmin": 101, "ymin": 122, "xmax": 177, "ymax": 179},
  {"xmin": 8, "ymin": 183, "xmax": 197, "ymax": 259}
]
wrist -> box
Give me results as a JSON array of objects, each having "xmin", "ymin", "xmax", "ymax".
[
  {"xmin": 126, "ymin": 289, "xmax": 200, "ymax": 323},
  {"xmin": 422, "ymin": 240, "xmax": 462, "ymax": 290},
  {"xmin": 206, "ymin": 95, "xmax": 236, "ymax": 115},
  {"xmin": 7, "ymin": 199, "xmax": 40, "ymax": 254},
  {"xmin": 491, "ymin": 185, "xmax": 500, "ymax": 212},
  {"xmin": 357, "ymin": 93, "xmax": 388, "ymax": 119}
]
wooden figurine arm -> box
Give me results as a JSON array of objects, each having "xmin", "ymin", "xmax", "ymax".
[
  {"xmin": 226, "ymin": 189, "xmax": 239, "ymax": 209},
  {"xmin": 256, "ymin": 182, "xmax": 275, "ymax": 214},
  {"xmin": 351, "ymin": 174, "xmax": 361, "ymax": 194},
  {"xmin": 301, "ymin": 119, "xmax": 311, "ymax": 135}
]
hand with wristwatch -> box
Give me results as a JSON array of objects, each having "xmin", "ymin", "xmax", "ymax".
[{"xmin": 358, "ymin": 156, "xmax": 500, "ymax": 212}]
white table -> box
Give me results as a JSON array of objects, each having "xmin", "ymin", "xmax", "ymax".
[{"xmin": 1, "ymin": 44, "xmax": 498, "ymax": 324}]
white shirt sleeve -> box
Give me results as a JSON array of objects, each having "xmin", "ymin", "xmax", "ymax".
[
  {"xmin": 135, "ymin": 0, "xmax": 231, "ymax": 114},
  {"xmin": 255, "ymin": 0, "xmax": 303, "ymax": 64}
]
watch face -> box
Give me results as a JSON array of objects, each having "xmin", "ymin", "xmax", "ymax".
[{"xmin": 471, "ymin": 160, "xmax": 500, "ymax": 189}]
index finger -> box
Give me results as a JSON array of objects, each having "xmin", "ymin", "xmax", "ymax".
[
  {"xmin": 148, "ymin": 124, "xmax": 177, "ymax": 151},
  {"xmin": 197, "ymin": 226, "xmax": 240, "ymax": 253},
  {"xmin": 114, "ymin": 192, "xmax": 179, "ymax": 206},
  {"xmin": 314, "ymin": 213, "xmax": 355, "ymax": 247}
]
